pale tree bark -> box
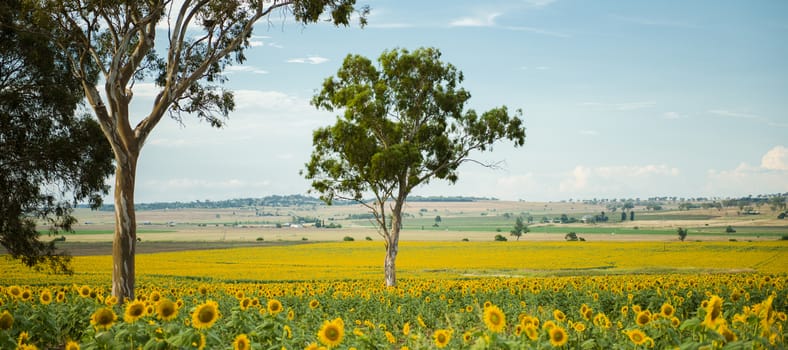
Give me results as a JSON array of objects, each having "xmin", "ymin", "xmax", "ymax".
[{"xmin": 383, "ymin": 192, "xmax": 406, "ymax": 287}]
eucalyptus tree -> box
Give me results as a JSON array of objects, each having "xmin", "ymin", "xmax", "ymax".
[
  {"xmin": 0, "ymin": 0, "xmax": 114, "ymax": 273},
  {"xmin": 38, "ymin": 0, "xmax": 367, "ymax": 301},
  {"xmin": 304, "ymin": 47, "xmax": 526, "ymax": 286}
]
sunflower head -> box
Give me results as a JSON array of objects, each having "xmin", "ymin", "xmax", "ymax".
[
  {"xmin": 0, "ymin": 310, "xmax": 14, "ymax": 330},
  {"xmin": 318, "ymin": 318, "xmax": 345, "ymax": 347},
  {"xmin": 233, "ymin": 334, "xmax": 251, "ymax": 350},
  {"xmin": 548, "ymin": 326, "xmax": 568, "ymax": 347},
  {"xmin": 483, "ymin": 305, "xmax": 507, "ymax": 333},
  {"xmin": 626, "ymin": 329, "xmax": 648, "ymax": 345},
  {"xmin": 433, "ymin": 329, "xmax": 452, "ymax": 348},
  {"xmin": 191, "ymin": 300, "xmax": 220, "ymax": 330},
  {"xmin": 636, "ymin": 311, "xmax": 651, "ymax": 326},
  {"xmin": 661, "ymin": 303, "xmax": 675, "ymax": 318},
  {"xmin": 267, "ymin": 299, "xmax": 283, "ymax": 315},
  {"xmin": 91, "ymin": 307, "xmax": 117, "ymax": 330},
  {"xmin": 65, "ymin": 340, "xmax": 80, "ymax": 350},
  {"xmin": 156, "ymin": 298, "xmax": 179, "ymax": 321},
  {"xmin": 124, "ymin": 300, "xmax": 147, "ymax": 323}
]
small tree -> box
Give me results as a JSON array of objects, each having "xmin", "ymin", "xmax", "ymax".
[
  {"xmin": 434, "ymin": 215, "xmax": 442, "ymax": 227},
  {"xmin": 303, "ymin": 47, "xmax": 526, "ymax": 286},
  {"xmin": 510, "ymin": 216, "xmax": 528, "ymax": 241},
  {"xmin": 621, "ymin": 211, "xmax": 627, "ymax": 221},
  {"xmin": 630, "ymin": 211, "xmax": 635, "ymax": 221},
  {"xmin": 725, "ymin": 225, "xmax": 736, "ymax": 233},
  {"xmin": 677, "ymin": 227, "xmax": 688, "ymax": 241},
  {"xmin": 494, "ymin": 234, "xmax": 508, "ymax": 242}
]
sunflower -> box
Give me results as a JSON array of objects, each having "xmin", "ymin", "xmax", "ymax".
[
  {"xmin": 462, "ymin": 331, "xmax": 473, "ymax": 343},
  {"xmin": 91, "ymin": 307, "xmax": 117, "ymax": 330},
  {"xmin": 0, "ymin": 310, "xmax": 14, "ymax": 330},
  {"xmin": 267, "ymin": 299, "xmax": 283, "ymax": 315},
  {"xmin": 309, "ymin": 299, "xmax": 320, "ymax": 309},
  {"xmin": 524, "ymin": 324, "xmax": 539, "ymax": 341},
  {"xmin": 483, "ymin": 305, "xmax": 506, "ymax": 333},
  {"xmin": 198, "ymin": 285, "xmax": 208, "ymax": 295},
  {"xmin": 660, "ymin": 302, "xmax": 675, "ymax": 318},
  {"xmin": 65, "ymin": 340, "xmax": 80, "ymax": 350},
  {"xmin": 702, "ymin": 295, "xmax": 724, "ymax": 329},
  {"xmin": 104, "ymin": 296, "xmax": 117, "ymax": 306},
  {"xmin": 635, "ymin": 311, "xmax": 650, "ymax": 326},
  {"xmin": 239, "ymin": 298, "xmax": 252, "ymax": 311},
  {"xmin": 465, "ymin": 305, "xmax": 473, "ymax": 313},
  {"xmin": 305, "ymin": 343, "xmax": 320, "ymax": 350},
  {"xmin": 553, "ymin": 309, "xmax": 566, "ymax": 322},
  {"xmin": 56, "ymin": 292, "xmax": 66, "ymax": 303},
  {"xmin": 192, "ymin": 333, "xmax": 206, "ymax": 350},
  {"xmin": 191, "ymin": 300, "xmax": 220, "ymax": 330},
  {"xmin": 20, "ymin": 289, "xmax": 32, "ymax": 301},
  {"xmin": 8, "ymin": 285, "xmax": 22, "ymax": 298},
  {"xmin": 284, "ymin": 325, "xmax": 293, "ymax": 339},
  {"xmin": 287, "ymin": 309, "xmax": 295, "ymax": 320},
  {"xmin": 717, "ymin": 324, "xmax": 737, "ymax": 342},
  {"xmin": 626, "ymin": 329, "xmax": 648, "ymax": 345},
  {"xmin": 548, "ymin": 326, "xmax": 568, "ymax": 347},
  {"xmin": 671, "ymin": 317, "xmax": 681, "ymax": 327},
  {"xmin": 433, "ymin": 329, "xmax": 452, "ymax": 348},
  {"xmin": 149, "ymin": 291, "xmax": 161, "ymax": 302},
  {"xmin": 573, "ymin": 322, "xmax": 586, "ymax": 333},
  {"xmin": 384, "ymin": 331, "xmax": 396, "ymax": 344},
  {"xmin": 402, "ymin": 322, "xmax": 410, "ymax": 335},
  {"xmin": 18, "ymin": 331, "xmax": 30, "ymax": 345},
  {"xmin": 39, "ymin": 290, "xmax": 52, "ymax": 305},
  {"xmin": 123, "ymin": 300, "xmax": 147, "ymax": 323},
  {"xmin": 317, "ymin": 318, "xmax": 345, "ymax": 347},
  {"xmin": 156, "ymin": 298, "xmax": 179, "ymax": 321},
  {"xmin": 233, "ymin": 334, "xmax": 251, "ymax": 350},
  {"xmin": 78, "ymin": 285, "xmax": 91, "ymax": 298}
]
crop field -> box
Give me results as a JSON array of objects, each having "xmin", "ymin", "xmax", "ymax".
[{"xmin": 2, "ymin": 201, "xmax": 787, "ymax": 349}]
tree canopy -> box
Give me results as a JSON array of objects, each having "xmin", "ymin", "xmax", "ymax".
[
  {"xmin": 0, "ymin": 0, "xmax": 114, "ymax": 273},
  {"xmin": 30, "ymin": 0, "xmax": 367, "ymax": 301},
  {"xmin": 304, "ymin": 47, "xmax": 526, "ymax": 286}
]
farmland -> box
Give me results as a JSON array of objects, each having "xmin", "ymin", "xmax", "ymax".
[{"xmin": 1, "ymin": 199, "xmax": 787, "ymax": 349}]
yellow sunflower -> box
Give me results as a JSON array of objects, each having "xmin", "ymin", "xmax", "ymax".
[
  {"xmin": 717, "ymin": 324, "xmax": 737, "ymax": 343},
  {"xmin": 267, "ymin": 299, "xmax": 283, "ymax": 315},
  {"xmin": 549, "ymin": 326, "xmax": 568, "ymax": 347},
  {"xmin": 65, "ymin": 340, "xmax": 80, "ymax": 350},
  {"xmin": 0, "ymin": 310, "xmax": 14, "ymax": 330},
  {"xmin": 39, "ymin": 290, "xmax": 52, "ymax": 305},
  {"xmin": 78, "ymin": 285, "xmax": 91, "ymax": 298},
  {"xmin": 553, "ymin": 309, "xmax": 566, "ymax": 322},
  {"xmin": 573, "ymin": 322, "xmax": 586, "ymax": 333},
  {"xmin": 191, "ymin": 300, "xmax": 220, "ymax": 330},
  {"xmin": 462, "ymin": 331, "xmax": 473, "ymax": 343},
  {"xmin": 635, "ymin": 311, "xmax": 650, "ymax": 327},
  {"xmin": 239, "ymin": 298, "xmax": 252, "ymax": 311},
  {"xmin": 402, "ymin": 322, "xmax": 411, "ymax": 336},
  {"xmin": 149, "ymin": 291, "xmax": 161, "ymax": 302},
  {"xmin": 156, "ymin": 298, "xmax": 179, "ymax": 321},
  {"xmin": 626, "ymin": 329, "xmax": 648, "ymax": 345},
  {"xmin": 91, "ymin": 307, "xmax": 117, "ymax": 330},
  {"xmin": 433, "ymin": 329, "xmax": 452, "ymax": 348},
  {"xmin": 317, "ymin": 318, "xmax": 345, "ymax": 347},
  {"xmin": 483, "ymin": 305, "xmax": 507, "ymax": 333},
  {"xmin": 702, "ymin": 295, "xmax": 724, "ymax": 329},
  {"xmin": 55, "ymin": 292, "xmax": 66, "ymax": 303},
  {"xmin": 309, "ymin": 299, "xmax": 320, "ymax": 309},
  {"xmin": 124, "ymin": 300, "xmax": 147, "ymax": 323},
  {"xmin": 660, "ymin": 302, "xmax": 675, "ymax": 318},
  {"xmin": 233, "ymin": 334, "xmax": 251, "ymax": 350},
  {"xmin": 524, "ymin": 324, "xmax": 539, "ymax": 341}
]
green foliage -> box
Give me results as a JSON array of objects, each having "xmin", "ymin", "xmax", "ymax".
[
  {"xmin": 0, "ymin": 0, "xmax": 114, "ymax": 273},
  {"xmin": 725, "ymin": 225, "xmax": 736, "ymax": 233},
  {"xmin": 565, "ymin": 232, "xmax": 579, "ymax": 241},
  {"xmin": 343, "ymin": 236, "xmax": 355, "ymax": 241},
  {"xmin": 509, "ymin": 216, "xmax": 528, "ymax": 240},
  {"xmin": 677, "ymin": 227, "xmax": 688, "ymax": 241},
  {"xmin": 493, "ymin": 234, "xmax": 507, "ymax": 241}
]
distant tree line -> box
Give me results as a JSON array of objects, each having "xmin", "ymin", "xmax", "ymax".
[{"xmin": 89, "ymin": 195, "xmax": 356, "ymax": 211}]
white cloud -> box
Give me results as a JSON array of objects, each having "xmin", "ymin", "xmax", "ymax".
[
  {"xmin": 144, "ymin": 178, "xmax": 271, "ymax": 190},
  {"xmin": 708, "ymin": 109, "xmax": 760, "ymax": 119},
  {"xmin": 286, "ymin": 56, "xmax": 329, "ymax": 64},
  {"xmin": 232, "ymin": 90, "xmax": 312, "ymax": 113},
  {"xmin": 559, "ymin": 164, "xmax": 680, "ymax": 196},
  {"xmin": 249, "ymin": 40, "xmax": 264, "ymax": 47},
  {"xmin": 761, "ymin": 146, "xmax": 788, "ymax": 171},
  {"xmin": 131, "ymin": 83, "xmax": 160, "ymax": 98},
  {"xmin": 579, "ymin": 130, "xmax": 598, "ymax": 136},
  {"xmin": 449, "ymin": 13, "xmax": 501, "ymax": 27},
  {"xmin": 225, "ymin": 65, "xmax": 269, "ymax": 74}
]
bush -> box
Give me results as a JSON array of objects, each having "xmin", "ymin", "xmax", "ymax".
[
  {"xmin": 365, "ymin": 236, "xmax": 373, "ymax": 241},
  {"xmin": 565, "ymin": 232, "xmax": 579, "ymax": 241},
  {"xmin": 343, "ymin": 236, "xmax": 355, "ymax": 241},
  {"xmin": 461, "ymin": 238, "xmax": 470, "ymax": 242},
  {"xmin": 781, "ymin": 235, "xmax": 788, "ymax": 241},
  {"xmin": 302, "ymin": 237, "xmax": 308, "ymax": 241},
  {"xmin": 256, "ymin": 237, "xmax": 264, "ymax": 241},
  {"xmin": 725, "ymin": 225, "xmax": 736, "ymax": 233},
  {"xmin": 494, "ymin": 234, "xmax": 507, "ymax": 241},
  {"xmin": 778, "ymin": 212, "xmax": 786, "ymax": 219}
]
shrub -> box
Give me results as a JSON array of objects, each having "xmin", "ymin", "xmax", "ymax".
[
  {"xmin": 781, "ymin": 235, "xmax": 788, "ymax": 241},
  {"xmin": 302, "ymin": 237, "xmax": 308, "ymax": 241},
  {"xmin": 494, "ymin": 234, "xmax": 507, "ymax": 242},
  {"xmin": 256, "ymin": 237, "xmax": 264, "ymax": 241},
  {"xmin": 725, "ymin": 225, "xmax": 736, "ymax": 233},
  {"xmin": 343, "ymin": 236, "xmax": 355, "ymax": 241},
  {"xmin": 461, "ymin": 238, "xmax": 469, "ymax": 242},
  {"xmin": 778, "ymin": 212, "xmax": 786, "ymax": 219},
  {"xmin": 565, "ymin": 232, "xmax": 579, "ymax": 241},
  {"xmin": 365, "ymin": 236, "xmax": 373, "ymax": 241}
]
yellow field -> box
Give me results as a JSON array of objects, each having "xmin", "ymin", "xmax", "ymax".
[{"xmin": 2, "ymin": 241, "xmax": 786, "ymax": 286}]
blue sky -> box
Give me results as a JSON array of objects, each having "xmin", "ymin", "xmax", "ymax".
[{"xmin": 123, "ymin": 0, "xmax": 788, "ymax": 203}]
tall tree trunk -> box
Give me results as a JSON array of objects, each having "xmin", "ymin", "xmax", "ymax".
[
  {"xmin": 111, "ymin": 151, "xmax": 138, "ymax": 301},
  {"xmin": 384, "ymin": 200, "xmax": 404, "ymax": 287}
]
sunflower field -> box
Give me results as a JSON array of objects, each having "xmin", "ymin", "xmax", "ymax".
[{"xmin": 1, "ymin": 241, "xmax": 786, "ymax": 349}]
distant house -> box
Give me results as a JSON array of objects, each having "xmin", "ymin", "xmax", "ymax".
[{"xmin": 580, "ymin": 216, "xmax": 594, "ymax": 224}]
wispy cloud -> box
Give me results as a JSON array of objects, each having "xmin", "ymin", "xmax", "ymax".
[
  {"xmin": 579, "ymin": 130, "xmax": 598, "ymax": 136},
  {"xmin": 286, "ymin": 56, "xmax": 329, "ymax": 65},
  {"xmin": 581, "ymin": 101, "xmax": 656, "ymax": 111},
  {"xmin": 225, "ymin": 65, "xmax": 269, "ymax": 74},
  {"xmin": 507, "ymin": 26, "xmax": 570, "ymax": 38},
  {"xmin": 449, "ymin": 12, "xmax": 501, "ymax": 27},
  {"xmin": 708, "ymin": 109, "xmax": 760, "ymax": 119},
  {"xmin": 559, "ymin": 164, "xmax": 680, "ymax": 195},
  {"xmin": 524, "ymin": 0, "xmax": 558, "ymax": 8},
  {"xmin": 663, "ymin": 111, "xmax": 687, "ymax": 120}
]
